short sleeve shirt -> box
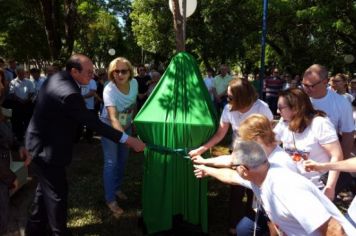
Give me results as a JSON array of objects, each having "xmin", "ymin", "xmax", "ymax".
[
  {"xmin": 221, "ymin": 99, "xmax": 273, "ymax": 137},
  {"xmin": 310, "ymin": 90, "xmax": 354, "ymax": 133}
]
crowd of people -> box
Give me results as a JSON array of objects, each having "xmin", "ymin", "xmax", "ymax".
[
  {"xmin": 195, "ymin": 64, "xmax": 356, "ymax": 235},
  {"xmin": 1, "ymin": 53, "xmax": 356, "ymax": 235}
]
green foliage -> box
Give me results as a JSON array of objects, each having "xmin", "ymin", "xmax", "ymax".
[
  {"xmin": 130, "ymin": 0, "xmax": 175, "ymax": 59},
  {"xmin": 74, "ymin": 1, "xmax": 125, "ymax": 67},
  {"xmin": 0, "ymin": 0, "xmax": 356, "ymax": 74},
  {"xmin": 0, "ymin": 0, "xmax": 49, "ymax": 63}
]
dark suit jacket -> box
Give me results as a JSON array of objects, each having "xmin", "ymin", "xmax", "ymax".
[
  {"xmin": 26, "ymin": 71, "xmax": 122, "ymax": 166},
  {"xmin": 0, "ymin": 122, "xmax": 16, "ymax": 187}
]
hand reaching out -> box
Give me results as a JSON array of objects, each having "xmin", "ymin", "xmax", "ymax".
[
  {"xmin": 189, "ymin": 146, "xmax": 207, "ymax": 158},
  {"xmin": 303, "ymin": 160, "xmax": 326, "ymax": 172},
  {"xmin": 191, "ymin": 155, "xmax": 206, "ymax": 165},
  {"xmin": 126, "ymin": 136, "xmax": 146, "ymax": 152},
  {"xmin": 193, "ymin": 164, "xmax": 209, "ymax": 179}
]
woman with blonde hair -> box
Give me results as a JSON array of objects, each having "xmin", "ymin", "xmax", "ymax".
[
  {"xmin": 239, "ymin": 114, "xmax": 297, "ymax": 172},
  {"xmin": 100, "ymin": 57, "xmax": 138, "ymax": 216},
  {"xmin": 189, "ymin": 77, "xmax": 273, "ymax": 234}
]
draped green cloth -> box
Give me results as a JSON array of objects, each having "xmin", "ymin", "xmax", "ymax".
[{"xmin": 133, "ymin": 52, "xmax": 218, "ymax": 234}]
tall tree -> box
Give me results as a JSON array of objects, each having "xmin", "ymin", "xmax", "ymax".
[
  {"xmin": 38, "ymin": 0, "xmax": 78, "ymax": 61},
  {"xmin": 74, "ymin": 1, "xmax": 125, "ymax": 67}
]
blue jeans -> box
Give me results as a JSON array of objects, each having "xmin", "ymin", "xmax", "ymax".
[
  {"xmin": 101, "ymin": 129, "xmax": 130, "ymax": 203},
  {"xmin": 235, "ymin": 209, "xmax": 269, "ymax": 236}
]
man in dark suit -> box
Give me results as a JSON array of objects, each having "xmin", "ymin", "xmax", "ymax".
[{"xmin": 25, "ymin": 54, "xmax": 145, "ymax": 236}]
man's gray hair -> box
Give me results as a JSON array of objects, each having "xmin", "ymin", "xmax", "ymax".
[
  {"xmin": 304, "ymin": 64, "xmax": 328, "ymax": 81},
  {"xmin": 231, "ymin": 140, "xmax": 267, "ymax": 169}
]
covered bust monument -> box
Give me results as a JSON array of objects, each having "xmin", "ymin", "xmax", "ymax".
[{"xmin": 134, "ymin": 52, "xmax": 218, "ymax": 234}]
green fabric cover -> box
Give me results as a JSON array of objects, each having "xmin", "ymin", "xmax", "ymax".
[{"xmin": 133, "ymin": 52, "xmax": 218, "ymax": 234}]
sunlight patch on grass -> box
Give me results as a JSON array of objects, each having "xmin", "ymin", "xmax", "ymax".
[
  {"xmin": 207, "ymin": 191, "xmax": 219, "ymax": 197},
  {"xmin": 68, "ymin": 208, "xmax": 102, "ymax": 227}
]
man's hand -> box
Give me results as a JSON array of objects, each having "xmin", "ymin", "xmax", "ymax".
[
  {"xmin": 193, "ymin": 164, "xmax": 209, "ymax": 179},
  {"xmin": 19, "ymin": 147, "xmax": 32, "ymax": 166},
  {"xmin": 126, "ymin": 136, "xmax": 146, "ymax": 152}
]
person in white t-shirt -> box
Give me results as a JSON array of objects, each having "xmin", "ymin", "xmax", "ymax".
[
  {"xmin": 100, "ymin": 57, "xmax": 138, "ymax": 216},
  {"xmin": 79, "ymin": 78, "xmax": 97, "ymax": 142},
  {"xmin": 273, "ymin": 88, "xmax": 349, "ymax": 201},
  {"xmin": 194, "ymin": 141, "xmax": 356, "ymax": 236},
  {"xmin": 302, "ymin": 64, "xmax": 354, "ymax": 159},
  {"xmin": 203, "ymin": 68, "xmax": 215, "ymax": 101},
  {"xmin": 304, "ymin": 157, "xmax": 356, "ymax": 227},
  {"xmin": 189, "ymin": 78, "xmax": 273, "ymax": 234},
  {"xmin": 192, "ymin": 114, "xmax": 298, "ymax": 235},
  {"xmin": 8, "ymin": 66, "xmax": 35, "ymax": 142}
]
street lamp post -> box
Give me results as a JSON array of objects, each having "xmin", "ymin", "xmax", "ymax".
[{"xmin": 259, "ymin": 0, "xmax": 268, "ymax": 99}]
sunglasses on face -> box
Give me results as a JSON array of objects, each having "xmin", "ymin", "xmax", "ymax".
[{"xmin": 113, "ymin": 69, "xmax": 129, "ymax": 75}]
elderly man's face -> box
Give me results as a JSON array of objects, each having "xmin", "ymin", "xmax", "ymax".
[
  {"xmin": 302, "ymin": 72, "xmax": 326, "ymax": 98},
  {"xmin": 72, "ymin": 60, "xmax": 94, "ymax": 85}
]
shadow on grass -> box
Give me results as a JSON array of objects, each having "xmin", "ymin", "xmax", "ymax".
[{"xmin": 66, "ymin": 136, "xmax": 234, "ymax": 236}]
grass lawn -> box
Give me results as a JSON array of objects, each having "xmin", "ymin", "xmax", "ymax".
[
  {"xmin": 65, "ymin": 136, "xmax": 352, "ymax": 235},
  {"xmin": 66, "ymin": 138, "xmax": 232, "ymax": 236}
]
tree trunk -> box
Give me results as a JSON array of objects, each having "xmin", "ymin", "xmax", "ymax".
[
  {"xmin": 39, "ymin": 0, "xmax": 61, "ymax": 61},
  {"xmin": 63, "ymin": 0, "xmax": 76, "ymax": 59},
  {"xmin": 171, "ymin": 0, "xmax": 185, "ymax": 52}
]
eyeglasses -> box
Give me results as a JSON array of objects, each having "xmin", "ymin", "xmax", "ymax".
[
  {"xmin": 277, "ymin": 105, "xmax": 289, "ymax": 111},
  {"xmin": 302, "ymin": 80, "xmax": 323, "ymax": 89},
  {"xmin": 113, "ymin": 69, "xmax": 129, "ymax": 75}
]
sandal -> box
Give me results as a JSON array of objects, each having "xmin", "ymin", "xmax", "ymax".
[{"xmin": 107, "ymin": 201, "xmax": 124, "ymax": 216}]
